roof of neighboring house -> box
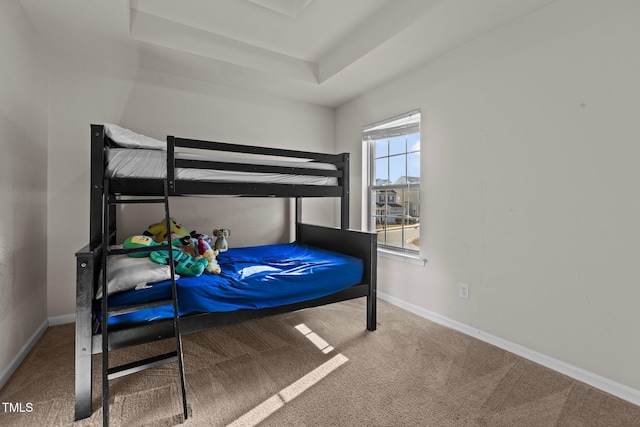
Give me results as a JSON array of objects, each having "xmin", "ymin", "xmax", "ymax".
[{"xmin": 394, "ymin": 176, "xmax": 420, "ymax": 184}]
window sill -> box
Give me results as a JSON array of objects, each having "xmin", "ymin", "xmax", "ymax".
[{"xmin": 377, "ymin": 248, "xmax": 427, "ymax": 266}]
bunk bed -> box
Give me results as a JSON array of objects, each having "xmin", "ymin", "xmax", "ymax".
[{"xmin": 74, "ymin": 124, "xmax": 377, "ymax": 420}]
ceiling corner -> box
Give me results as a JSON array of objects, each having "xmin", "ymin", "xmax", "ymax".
[{"xmin": 248, "ymin": 0, "xmax": 314, "ymax": 19}]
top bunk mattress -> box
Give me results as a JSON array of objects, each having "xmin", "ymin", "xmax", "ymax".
[
  {"xmin": 106, "ymin": 148, "xmax": 339, "ymax": 186},
  {"xmin": 103, "ymin": 124, "xmax": 339, "ymax": 186},
  {"xmin": 105, "ymin": 243, "xmax": 364, "ymax": 325}
]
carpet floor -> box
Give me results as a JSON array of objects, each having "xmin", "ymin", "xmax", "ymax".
[{"xmin": 1, "ymin": 299, "xmax": 639, "ymax": 426}]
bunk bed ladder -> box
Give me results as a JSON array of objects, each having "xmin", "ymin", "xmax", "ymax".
[{"xmin": 101, "ymin": 179, "xmax": 189, "ymax": 426}]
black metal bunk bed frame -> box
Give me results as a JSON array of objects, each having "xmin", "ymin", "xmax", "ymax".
[{"xmin": 74, "ymin": 124, "xmax": 377, "ymax": 420}]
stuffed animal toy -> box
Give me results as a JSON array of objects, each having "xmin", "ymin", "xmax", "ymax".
[
  {"xmin": 182, "ymin": 231, "xmax": 221, "ymax": 274},
  {"xmin": 213, "ymin": 228, "xmax": 231, "ymax": 252},
  {"xmin": 144, "ymin": 217, "xmax": 191, "ymax": 243},
  {"xmin": 177, "ymin": 237, "xmax": 197, "ymax": 258},
  {"xmin": 190, "ymin": 230, "xmax": 213, "ymax": 246},
  {"xmin": 195, "ymin": 237, "xmax": 221, "ymax": 274},
  {"xmin": 123, "ymin": 235, "xmax": 208, "ymax": 277}
]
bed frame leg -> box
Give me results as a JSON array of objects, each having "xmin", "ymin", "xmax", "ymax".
[
  {"xmin": 366, "ymin": 231, "xmax": 377, "ymax": 331},
  {"xmin": 75, "ymin": 337, "xmax": 92, "ymax": 420},
  {"xmin": 75, "ymin": 249, "xmax": 95, "ymax": 420},
  {"xmin": 367, "ymin": 292, "xmax": 377, "ymax": 331}
]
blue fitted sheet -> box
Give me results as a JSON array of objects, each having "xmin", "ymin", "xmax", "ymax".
[{"xmin": 105, "ymin": 243, "xmax": 364, "ymax": 325}]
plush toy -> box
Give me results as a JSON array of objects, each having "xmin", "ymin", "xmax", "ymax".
[
  {"xmin": 123, "ymin": 235, "xmax": 208, "ymax": 277},
  {"xmin": 144, "ymin": 217, "xmax": 191, "ymax": 243},
  {"xmin": 190, "ymin": 230, "xmax": 213, "ymax": 246},
  {"xmin": 177, "ymin": 237, "xmax": 197, "ymax": 258},
  {"xmin": 213, "ymin": 228, "xmax": 231, "ymax": 252},
  {"xmin": 183, "ymin": 231, "xmax": 221, "ymax": 274},
  {"xmin": 123, "ymin": 235, "xmax": 156, "ymax": 258},
  {"xmin": 195, "ymin": 237, "xmax": 221, "ymax": 274}
]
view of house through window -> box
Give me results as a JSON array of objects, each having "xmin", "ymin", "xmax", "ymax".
[{"xmin": 363, "ymin": 111, "xmax": 421, "ymax": 253}]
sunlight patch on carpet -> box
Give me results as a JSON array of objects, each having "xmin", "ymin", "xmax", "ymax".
[
  {"xmin": 295, "ymin": 323, "xmax": 334, "ymax": 354},
  {"xmin": 227, "ymin": 354, "xmax": 348, "ymax": 427},
  {"xmin": 227, "ymin": 324, "xmax": 347, "ymax": 426}
]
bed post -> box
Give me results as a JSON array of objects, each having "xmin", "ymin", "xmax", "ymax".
[
  {"xmin": 90, "ymin": 124, "xmax": 105, "ymax": 249},
  {"xmin": 167, "ymin": 135, "xmax": 176, "ymax": 194},
  {"xmin": 367, "ymin": 234, "xmax": 377, "ymax": 331},
  {"xmin": 77, "ymin": 125, "xmax": 105, "ymax": 419},
  {"xmin": 295, "ymin": 197, "xmax": 302, "ymax": 234},
  {"xmin": 341, "ymin": 153, "xmax": 350, "ymax": 229}
]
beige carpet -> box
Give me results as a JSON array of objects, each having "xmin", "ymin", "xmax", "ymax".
[{"xmin": 1, "ymin": 299, "xmax": 639, "ymax": 426}]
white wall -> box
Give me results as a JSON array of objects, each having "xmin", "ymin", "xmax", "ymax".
[
  {"xmin": 46, "ymin": 50, "xmax": 335, "ymax": 318},
  {"xmin": 0, "ymin": 0, "xmax": 48, "ymax": 376},
  {"xmin": 337, "ymin": 0, "xmax": 640, "ymax": 392}
]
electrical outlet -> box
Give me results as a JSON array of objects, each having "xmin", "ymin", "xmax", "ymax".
[{"xmin": 458, "ymin": 282, "xmax": 469, "ymax": 300}]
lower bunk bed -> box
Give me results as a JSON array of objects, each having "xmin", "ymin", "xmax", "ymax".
[{"xmin": 75, "ymin": 222, "xmax": 377, "ymax": 420}]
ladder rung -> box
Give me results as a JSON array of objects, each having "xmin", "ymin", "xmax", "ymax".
[
  {"xmin": 108, "ymin": 299, "xmax": 175, "ymax": 316},
  {"xmin": 108, "ymin": 243, "xmax": 172, "ymax": 256},
  {"xmin": 107, "ymin": 351, "xmax": 178, "ymax": 380},
  {"xmin": 108, "ymin": 198, "xmax": 167, "ymax": 205}
]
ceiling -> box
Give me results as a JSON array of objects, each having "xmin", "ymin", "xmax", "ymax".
[{"xmin": 19, "ymin": 0, "xmax": 558, "ymax": 107}]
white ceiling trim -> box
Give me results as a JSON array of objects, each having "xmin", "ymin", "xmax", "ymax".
[
  {"xmin": 130, "ymin": 9, "xmax": 319, "ymax": 83},
  {"xmin": 128, "ymin": 0, "xmax": 442, "ymax": 86}
]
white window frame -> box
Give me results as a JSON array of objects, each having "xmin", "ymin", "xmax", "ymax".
[{"xmin": 363, "ymin": 110, "xmax": 424, "ymax": 264}]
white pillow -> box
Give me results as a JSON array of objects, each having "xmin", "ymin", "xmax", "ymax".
[
  {"xmin": 103, "ymin": 123, "xmax": 166, "ymax": 150},
  {"xmin": 96, "ymin": 255, "xmax": 176, "ymax": 298}
]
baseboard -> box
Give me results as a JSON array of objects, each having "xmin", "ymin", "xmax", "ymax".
[
  {"xmin": 48, "ymin": 313, "xmax": 76, "ymax": 326},
  {"xmin": 378, "ymin": 291, "xmax": 640, "ymax": 407},
  {"xmin": 0, "ymin": 318, "xmax": 48, "ymax": 391}
]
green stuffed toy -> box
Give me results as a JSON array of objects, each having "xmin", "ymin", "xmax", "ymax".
[
  {"xmin": 123, "ymin": 235, "xmax": 208, "ymax": 277},
  {"xmin": 144, "ymin": 217, "xmax": 191, "ymax": 243}
]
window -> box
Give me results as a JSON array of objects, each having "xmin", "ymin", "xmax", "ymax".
[{"xmin": 364, "ymin": 110, "xmax": 421, "ymax": 254}]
